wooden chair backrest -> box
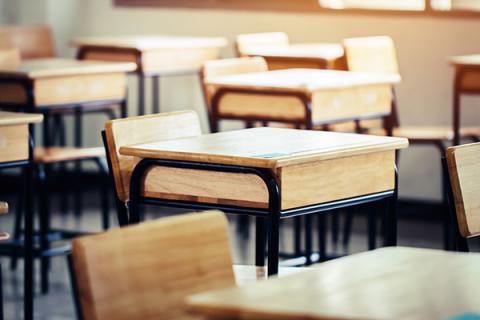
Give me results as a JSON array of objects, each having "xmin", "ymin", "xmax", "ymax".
[
  {"xmin": 0, "ymin": 25, "xmax": 55, "ymax": 59},
  {"xmin": 0, "ymin": 48, "xmax": 20, "ymax": 69},
  {"xmin": 447, "ymin": 142, "xmax": 480, "ymax": 238},
  {"xmin": 343, "ymin": 36, "xmax": 399, "ymax": 75},
  {"xmin": 71, "ymin": 210, "xmax": 235, "ymax": 320},
  {"xmin": 235, "ymin": 32, "xmax": 289, "ymax": 57},
  {"xmin": 201, "ymin": 57, "xmax": 268, "ymax": 115},
  {"xmin": 104, "ymin": 111, "xmax": 202, "ymax": 203},
  {"xmin": 0, "ymin": 202, "xmax": 8, "ymax": 215}
]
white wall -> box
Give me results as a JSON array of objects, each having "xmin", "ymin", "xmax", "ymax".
[{"xmin": 7, "ymin": 0, "xmax": 480, "ymax": 200}]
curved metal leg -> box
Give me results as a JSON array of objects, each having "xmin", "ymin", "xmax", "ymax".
[{"xmin": 255, "ymin": 217, "xmax": 266, "ymax": 267}]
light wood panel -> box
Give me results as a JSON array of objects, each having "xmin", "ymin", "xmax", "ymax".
[
  {"xmin": 0, "ymin": 112, "xmax": 43, "ymax": 126},
  {"xmin": 343, "ymin": 36, "xmax": 400, "ymax": 75},
  {"xmin": 120, "ymin": 127, "xmax": 406, "ymax": 210},
  {"xmin": 206, "ymin": 69, "xmax": 400, "ymax": 93},
  {"xmin": 34, "ymin": 147, "xmax": 105, "ymax": 164},
  {"xmin": 71, "ymin": 211, "xmax": 235, "ymax": 320},
  {"xmin": 447, "ymin": 142, "xmax": 480, "ymax": 238},
  {"xmin": 0, "ymin": 58, "xmax": 134, "ymax": 106},
  {"xmin": 0, "ymin": 58, "xmax": 136, "ymax": 79},
  {"xmin": 0, "ymin": 25, "xmax": 55, "ymax": 59},
  {"xmin": 120, "ymin": 127, "xmax": 408, "ymax": 169},
  {"xmin": 370, "ymin": 126, "xmax": 480, "ymax": 141},
  {"xmin": 236, "ymin": 32, "xmax": 290, "ymax": 57},
  {"xmin": 239, "ymin": 42, "xmax": 345, "ymax": 71},
  {"xmin": 206, "ymin": 69, "xmax": 398, "ymax": 124},
  {"xmin": 105, "ymin": 111, "xmax": 202, "ymax": 202},
  {"xmin": 73, "ymin": 36, "xmax": 227, "ymax": 75},
  {"xmin": 0, "ymin": 202, "xmax": 8, "ymax": 215},
  {"xmin": 202, "ymin": 57, "xmax": 268, "ymax": 116},
  {"xmin": 143, "ymin": 167, "xmax": 269, "ymax": 209},
  {"xmin": 187, "ymin": 247, "xmax": 480, "ymax": 320},
  {"xmin": 0, "ymin": 48, "xmax": 20, "ymax": 69},
  {"xmin": 0, "ymin": 124, "xmax": 29, "ymax": 163},
  {"xmin": 0, "ymin": 112, "xmax": 42, "ymax": 163},
  {"xmin": 280, "ymin": 151, "xmax": 395, "ymax": 209}
]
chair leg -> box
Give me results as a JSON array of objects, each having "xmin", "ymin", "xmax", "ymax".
[
  {"xmin": 318, "ymin": 214, "xmax": 327, "ymax": 262},
  {"xmin": 74, "ymin": 108, "xmax": 83, "ymax": 223},
  {"xmin": 342, "ymin": 209, "xmax": 354, "ymax": 251},
  {"xmin": 38, "ymin": 164, "xmax": 51, "ymax": 294},
  {"xmin": 67, "ymin": 254, "xmax": 83, "ymax": 320},
  {"xmin": 10, "ymin": 169, "xmax": 25, "ymax": 270},
  {"xmin": 95, "ymin": 159, "xmax": 110, "ymax": 230},
  {"xmin": 39, "ymin": 164, "xmax": 51, "ymax": 294},
  {"xmin": 293, "ymin": 216, "xmax": 302, "ymax": 256},
  {"xmin": 331, "ymin": 213, "xmax": 339, "ymax": 249},
  {"xmin": 305, "ymin": 215, "xmax": 312, "ymax": 265},
  {"xmin": 0, "ymin": 263, "xmax": 4, "ymax": 320},
  {"xmin": 368, "ymin": 204, "xmax": 377, "ymax": 250},
  {"xmin": 255, "ymin": 217, "xmax": 266, "ymax": 267},
  {"xmin": 236, "ymin": 215, "xmax": 250, "ymax": 239}
]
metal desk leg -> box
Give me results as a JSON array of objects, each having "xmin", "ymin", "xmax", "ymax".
[
  {"xmin": 255, "ymin": 217, "xmax": 266, "ymax": 267},
  {"xmin": 304, "ymin": 215, "xmax": 312, "ymax": 265},
  {"xmin": 138, "ymin": 74, "xmax": 145, "ymax": 116},
  {"xmin": 152, "ymin": 75, "xmax": 160, "ymax": 114},
  {"xmin": 267, "ymin": 211, "xmax": 280, "ymax": 276},
  {"xmin": 24, "ymin": 130, "xmax": 35, "ymax": 320},
  {"xmin": 384, "ymin": 169, "xmax": 398, "ymax": 246}
]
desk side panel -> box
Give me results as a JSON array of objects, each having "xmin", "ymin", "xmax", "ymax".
[
  {"xmin": 216, "ymin": 92, "xmax": 306, "ymax": 121},
  {"xmin": 143, "ymin": 47, "xmax": 222, "ymax": 74},
  {"xmin": 142, "ymin": 167, "xmax": 269, "ymax": 209},
  {"xmin": 0, "ymin": 124, "xmax": 29, "ymax": 163},
  {"xmin": 458, "ymin": 68, "xmax": 480, "ymax": 92},
  {"xmin": 81, "ymin": 51, "xmax": 139, "ymax": 69},
  {"xmin": 34, "ymin": 73, "xmax": 127, "ymax": 106},
  {"xmin": 279, "ymin": 151, "xmax": 395, "ymax": 210},
  {"xmin": 312, "ymin": 84, "xmax": 391, "ymax": 123}
]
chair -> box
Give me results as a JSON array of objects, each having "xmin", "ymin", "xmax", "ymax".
[
  {"xmin": 70, "ymin": 211, "xmax": 235, "ymax": 320},
  {"xmin": 200, "ymin": 57, "xmax": 268, "ymax": 132},
  {"xmin": 446, "ymin": 142, "xmax": 480, "ymax": 252},
  {"xmin": 343, "ymin": 35, "xmax": 480, "ymax": 250},
  {"xmin": 235, "ymin": 32, "xmax": 289, "ymax": 58},
  {"xmin": 343, "ymin": 36, "xmax": 480, "ymax": 141},
  {"xmin": 103, "ymin": 110, "xmax": 202, "ymax": 225}
]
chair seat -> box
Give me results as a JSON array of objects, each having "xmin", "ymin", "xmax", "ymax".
[
  {"xmin": 369, "ymin": 126, "xmax": 480, "ymax": 141},
  {"xmin": 34, "ymin": 147, "xmax": 105, "ymax": 164},
  {"xmin": 0, "ymin": 202, "xmax": 8, "ymax": 215},
  {"xmin": 233, "ymin": 265, "xmax": 307, "ymax": 286}
]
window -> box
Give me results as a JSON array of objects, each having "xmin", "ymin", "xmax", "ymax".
[{"xmin": 115, "ymin": 0, "xmax": 480, "ymax": 16}]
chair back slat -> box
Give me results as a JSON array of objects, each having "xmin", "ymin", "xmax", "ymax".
[
  {"xmin": 343, "ymin": 36, "xmax": 399, "ymax": 75},
  {"xmin": 104, "ymin": 111, "xmax": 202, "ymax": 203},
  {"xmin": 235, "ymin": 32, "xmax": 289, "ymax": 57},
  {"xmin": 0, "ymin": 48, "xmax": 20, "ymax": 69},
  {"xmin": 0, "ymin": 25, "xmax": 55, "ymax": 59},
  {"xmin": 447, "ymin": 142, "xmax": 480, "ymax": 238},
  {"xmin": 72, "ymin": 211, "xmax": 235, "ymax": 320}
]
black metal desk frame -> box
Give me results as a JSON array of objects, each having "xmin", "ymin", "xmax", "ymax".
[{"xmin": 117, "ymin": 155, "xmax": 398, "ymax": 276}]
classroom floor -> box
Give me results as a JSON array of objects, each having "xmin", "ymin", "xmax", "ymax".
[{"xmin": 0, "ymin": 192, "xmax": 479, "ymax": 320}]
